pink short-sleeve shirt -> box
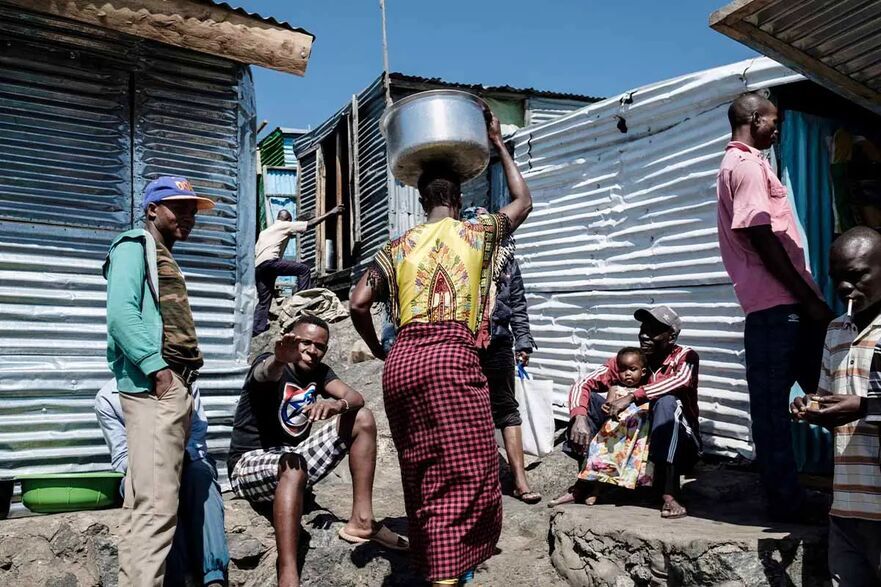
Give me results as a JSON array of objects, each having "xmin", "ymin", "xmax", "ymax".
[{"xmin": 716, "ymin": 141, "xmax": 823, "ymax": 315}]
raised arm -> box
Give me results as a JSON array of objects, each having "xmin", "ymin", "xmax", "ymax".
[
  {"xmin": 487, "ymin": 112, "xmax": 532, "ymax": 231},
  {"xmin": 306, "ymin": 205, "xmax": 344, "ymax": 230}
]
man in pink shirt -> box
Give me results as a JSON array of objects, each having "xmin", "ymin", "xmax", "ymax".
[{"xmin": 716, "ymin": 92, "xmax": 834, "ymax": 522}]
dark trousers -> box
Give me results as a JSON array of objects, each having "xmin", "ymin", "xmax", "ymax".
[
  {"xmin": 252, "ymin": 258, "xmax": 312, "ymax": 336},
  {"xmin": 580, "ymin": 392, "xmax": 699, "ymax": 470},
  {"xmin": 829, "ymin": 516, "xmax": 881, "ymax": 586},
  {"xmin": 478, "ymin": 341, "xmax": 521, "ymax": 429},
  {"xmin": 743, "ymin": 304, "xmax": 826, "ymax": 516}
]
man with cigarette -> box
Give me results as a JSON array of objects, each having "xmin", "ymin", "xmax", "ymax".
[
  {"xmin": 716, "ymin": 92, "xmax": 834, "ymax": 522},
  {"xmin": 791, "ymin": 226, "xmax": 881, "ymax": 585}
]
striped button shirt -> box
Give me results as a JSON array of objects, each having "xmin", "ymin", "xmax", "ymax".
[{"xmin": 818, "ymin": 314, "xmax": 881, "ymax": 521}]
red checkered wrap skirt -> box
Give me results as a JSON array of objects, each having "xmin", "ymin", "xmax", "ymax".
[{"xmin": 383, "ymin": 321, "xmax": 502, "ymax": 581}]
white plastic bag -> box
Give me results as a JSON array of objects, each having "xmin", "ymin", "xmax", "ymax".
[{"xmin": 515, "ymin": 365, "xmax": 555, "ymax": 457}]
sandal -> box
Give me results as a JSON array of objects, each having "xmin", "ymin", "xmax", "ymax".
[
  {"xmin": 338, "ymin": 524, "xmax": 410, "ymax": 551},
  {"xmin": 513, "ymin": 489, "xmax": 542, "ymax": 504},
  {"xmin": 660, "ymin": 500, "xmax": 687, "ymax": 520}
]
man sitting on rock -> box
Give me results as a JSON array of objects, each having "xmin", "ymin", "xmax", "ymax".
[
  {"xmin": 228, "ymin": 315, "xmax": 407, "ymax": 587},
  {"xmin": 550, "ymin": 306, "xmax": 701, "ymax": 519},
  {"xmin": 94, "ymin": 379, "xmax": 229, "ymax": 586}
]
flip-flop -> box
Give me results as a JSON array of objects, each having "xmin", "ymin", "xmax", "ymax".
[
  {"xmin": 513, "ymin": 490, "xmax": 542, "ymax": 504},
  {"xmin": 338, "ymin": 525, "xmax": 409, "ymax": 551}
]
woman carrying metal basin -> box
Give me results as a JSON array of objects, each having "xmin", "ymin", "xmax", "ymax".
[{"xmin": 350, "ymin": 91, "xmax": 533, "ymax": 586}]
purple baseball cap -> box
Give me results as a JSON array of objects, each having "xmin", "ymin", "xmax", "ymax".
[{"xmin": 143, "ymin": 176, "xmax": 215, "ymax": 212}]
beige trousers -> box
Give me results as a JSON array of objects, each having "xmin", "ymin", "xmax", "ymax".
[{"xmin": 118, "ymin": 373, "xmax": 193, "ymax": 587}]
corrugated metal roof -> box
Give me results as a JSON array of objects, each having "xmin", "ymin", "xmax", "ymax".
[
  {"xmin": 711, "ymin": 0, "xmax": 881, "ymax": 116},
  {"xmin": 511, "ymin": 57, "xmax": 804, "ymax": 459},
  {"xmin": 201, "ymin": 1, "xmax": 314, "ymax": 38},
  {"xmin": 389, "ymin": 72, "xmax": 602, "ymax": 102}
]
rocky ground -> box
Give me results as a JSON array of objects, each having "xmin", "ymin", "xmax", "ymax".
[{"xmin": 0, "ymin": 308, "xmax": 833, "ymax": 586}]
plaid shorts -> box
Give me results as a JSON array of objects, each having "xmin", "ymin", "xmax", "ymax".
[{"xmin": 230, "ymin": 418, "xmax": 348, "ymax": 503}]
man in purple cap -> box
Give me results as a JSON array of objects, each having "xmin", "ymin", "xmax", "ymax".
[
  {"xmin": 103, "ymin": 176, "xmax": 215, "ymax": 587},
  {"xmin": 552, "ymin": 306, "xmax": 701, "ymax": 519}
]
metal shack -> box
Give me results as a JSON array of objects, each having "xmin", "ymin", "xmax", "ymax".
[
  {"xmin": 512, "ymin": 55, "xmax": 881, "ymax": 460},
  {"xmin": 256, "ymin": 127, "xmax": 308, "ymax": 290},
  {"xmin": 291, "ymin": 73, "xmax": 600, "ymax": 293},
  {"xmin": 0, "ymin": 1, "xmax": 313, "ymax": 482}
]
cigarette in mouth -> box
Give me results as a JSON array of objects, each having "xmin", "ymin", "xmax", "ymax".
[{"xmin": 847, "ymin": 298, "xmax": 854, "ymax": 317}]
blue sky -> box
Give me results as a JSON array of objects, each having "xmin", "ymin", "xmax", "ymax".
[{"xmin": 241, "ymin": 1, "xmax": 756, "ymax": 136}]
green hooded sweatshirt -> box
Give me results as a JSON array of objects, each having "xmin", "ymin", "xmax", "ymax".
[{"xmin": 103, "ymin": 229, "xmax": 168, "ymax": 393}]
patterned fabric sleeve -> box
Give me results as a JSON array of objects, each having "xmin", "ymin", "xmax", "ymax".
[
  {"xmin": 367, "ymin": 241, "xmax": 398, "ymax": 327},
  {"xmin": 483, "ymin": 212, "xmax": 512, "ymax": 246}
]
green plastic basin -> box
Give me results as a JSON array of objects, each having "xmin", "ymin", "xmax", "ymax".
[{"xmin": 16, "ymin": 472, "xmax": 124, "ymax": 514}]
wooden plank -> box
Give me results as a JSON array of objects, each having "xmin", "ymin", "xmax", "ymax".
[
  {"xmin": 350, "ymin": 94, "xmax": 362, "ymax": 245},
  {"xmin": 335, "ymin": 128, "xmax": 344, "ymax": 272},
  {"xmin": 9, "ymin": 0, "xmax": 314, "ymax": 75},
  {"xmin": 713, "ymin": 19, "xmax": 881, "ymax": 115}
]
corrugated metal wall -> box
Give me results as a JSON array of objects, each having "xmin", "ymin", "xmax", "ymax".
[
  {"xmin": 265, "ymin": 167, "xmax": 298, "ymax": 198},
  {"xmin": 265, "ymin": 167, "xmax": 299, "ymax": 266},
  {"xmin": 526, "ymin": 96, "xmax": 600, "ymax": 127},
  {"xmin": 294, "ymin": 77, "xmax": 401, "ymax": 278},
  {"xmin": 0, "ymin": 7, "xmax": 255, "ymax": 482},
  {"xmin": 511, "ymin": 57, "xmax": 804, "ymax": 459},
  {"xmin": 355, "ymin": 80, "xmax": 394, "ymax": 273},
  {"xmin": 297, "ymin": 152, "xmax": 318, "ymax": 266},
  {"xmin": 282, "ymin": 135, "xmax": 298, "ymax": 168}
]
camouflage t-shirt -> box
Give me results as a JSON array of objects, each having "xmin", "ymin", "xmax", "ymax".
[{"xmin": 156, "ymin": 241, "xmax": 203, "ymax": 371}]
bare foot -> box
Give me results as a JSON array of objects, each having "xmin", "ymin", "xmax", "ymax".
[
  {"xmin": 547, "ymin": 491, "xmax": 578, "ymax": 508},
  {"xmin": 585, "ymin": 485, "xmax": 600, "ymax": 506},
  {"xmin": 660, "ymin": 495, "xmax": 687, "ymax": 519}
]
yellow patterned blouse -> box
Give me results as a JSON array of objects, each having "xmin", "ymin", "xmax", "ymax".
[{"xmin": 372, "ymin": 213, "xmax": 510, "ymax": 334}]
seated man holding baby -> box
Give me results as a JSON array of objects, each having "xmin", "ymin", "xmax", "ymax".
[{"xmin": 551, "ymin": 306, "xmax": 701, "ymax": 519}]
